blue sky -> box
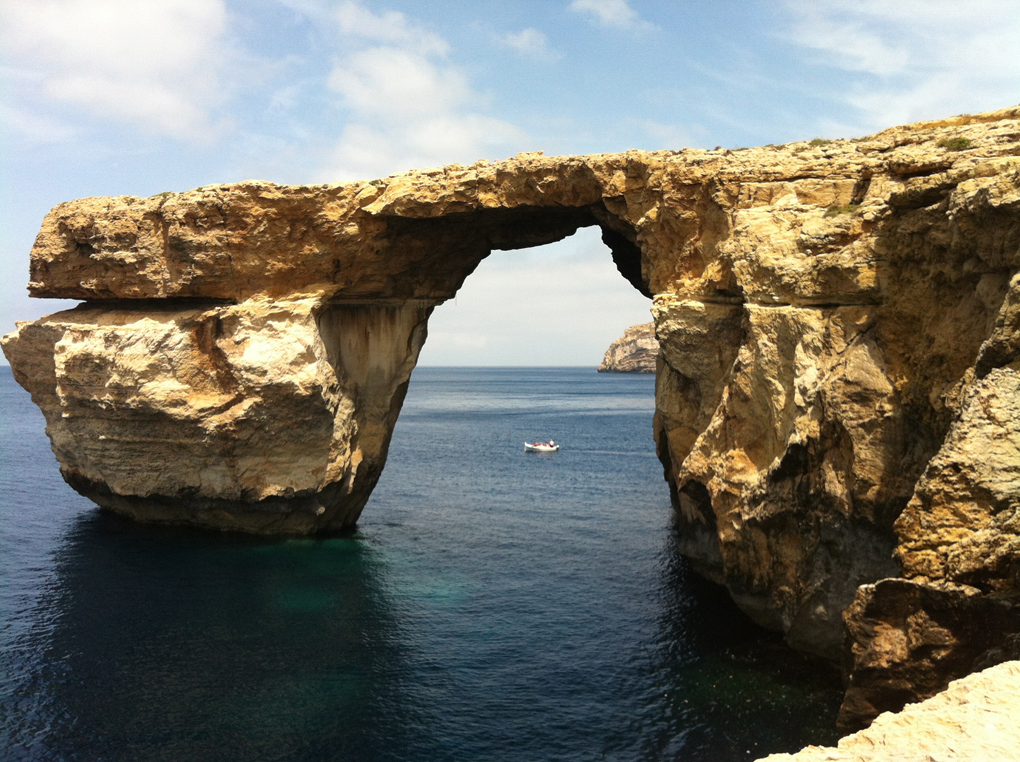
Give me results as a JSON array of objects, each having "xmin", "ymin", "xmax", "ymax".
[{"xmin": 2, "ymin": 0, "xmax": 1018, "ymax": 365}]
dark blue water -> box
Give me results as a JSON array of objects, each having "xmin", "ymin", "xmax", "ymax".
[{"xmin": 0, "ymin": 367, "xmax": 842, "ymax": 761}]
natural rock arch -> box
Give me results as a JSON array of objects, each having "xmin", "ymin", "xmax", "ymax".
[
  {"xmin": 5, "ymin": 107, "xmax": 1020, "ymax": 728},
  {"xmin": 11, "ymin": 168, "xmax": 658, "ymax": 535}
]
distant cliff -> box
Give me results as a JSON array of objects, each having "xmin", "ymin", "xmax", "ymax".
[{"xmin": 598, "ymin": 322, "xmax": 658, "ymax": 373}]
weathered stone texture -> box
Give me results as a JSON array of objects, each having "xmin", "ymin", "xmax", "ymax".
[
  {"xmin": 837, "ymin": 353, "xmax": 1020, "ymax": 729},
  {"xmin": 759, "ymin": 660, "xmax": 1020, "ymax": 761},
  {"xmin": 598, "ymin": 322, "xmax": 658, "ymax": 372},
  {"xmin": 5, "ymin": 105, "xmax": 1020, "ymax": 731},
  {"xmin": 839, "ymin": 580, "xmax": 1020, "ymax": 731},
  {"xmin": 3, "ymin": 298, "xmax": 431, "ymax": 533}
]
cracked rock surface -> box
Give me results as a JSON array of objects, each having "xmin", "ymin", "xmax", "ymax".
[{"xmin": 759, "ymin": 660, "xmax": 1020, "ymax": 761}]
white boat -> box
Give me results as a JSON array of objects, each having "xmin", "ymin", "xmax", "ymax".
[{"xmin": 525, "ymin": 440, "xmax": 559, "ymax": 452}]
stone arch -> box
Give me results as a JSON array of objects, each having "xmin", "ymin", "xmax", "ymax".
[
  {"xmin": 8, "ymin": 156, "xmax": 676, "ymax": 535},
  {"xmin": 9, "ymin": 108, "xmax": 1020, "ymax": 726}
]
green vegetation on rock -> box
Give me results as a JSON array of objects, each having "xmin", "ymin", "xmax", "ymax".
[
  {"xmin": 823, "ymin": 204, "xmax": 860, "ymax": 217},
  {"xmin": 937, "ymin": 137, "xmax": 972, "ymax": 151}
]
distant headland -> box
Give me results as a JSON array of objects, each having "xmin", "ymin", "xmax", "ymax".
[{"xmin": 598, "ymin": 322, "xmax": 658, "ymax": 373}]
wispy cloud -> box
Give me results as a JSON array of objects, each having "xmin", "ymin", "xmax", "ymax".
[
  {"xmin": 638, "ymin": 120, "xmax": 701, "ymax": 150},
  {"xmin": 498, "ymin": 28, "xmax": 563, "ymax": 63},
  {"xmin": 334, "ymin": 0, "xmax": 448, "ymax": 55},
  {"xmin": 0, "ymin": 0, "xmax": 232, "ymax": 141},
  {"xmin": 419, "ymin": 228, "xmax": 652, "ymax": 366},
  {"xmin": 569, "ymin": 0, "xmax": 654, "ymax": 32},
  {"xmin": 319, "ymin": 1, "xmax": 528, "ymax": 181},
  {"xmin": 0, "ymin": 102, "xmax": 75, "ymax": 143},
  {"xmin": 783, "ymin": 0, "xmax": 1020, "ymax": 128}
]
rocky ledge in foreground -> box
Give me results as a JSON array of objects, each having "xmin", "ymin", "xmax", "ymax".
[
  {"xmin": 4, "ymin": 106, "xmax": 1020, "ymax": 730},
  {"xmin": 759, "ymin": 660, "xmax": 1020, "ymax": 761},
  {"xmin": 598, "ymin": 322, "xmax": 658, "ymax": 372}
]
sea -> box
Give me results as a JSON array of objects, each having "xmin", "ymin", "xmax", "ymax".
[{"xmin": 0, "ymin": 366, "xmax": 843, "ymax": 762}]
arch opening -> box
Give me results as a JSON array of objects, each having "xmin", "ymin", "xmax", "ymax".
[
  {"xmin": 311, "ymin": 215, "xmax": 656, "ymax": 531},
  {"xmin": 373, "ymin": 202, "xmax": 651, "ymax": 305},
  {"xmin": 416, "ymin": 225, "xmax": 652, "ymax": 368}
]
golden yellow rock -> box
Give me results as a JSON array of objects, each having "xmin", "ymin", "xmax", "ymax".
[
  {"xmin": 5, "ymin": 104, "xmax": 1020, "ymax": 730},
  {"xmin": 759, "ymin": 660, "xmax": 1020, "ymax": 761},
  {"xmin": 597, "ymin": 322, "xmax": 658, "ymax": 372},
  {"xmin": 3, "ymin": 297, "xmax": 431, "ymax": 532}
]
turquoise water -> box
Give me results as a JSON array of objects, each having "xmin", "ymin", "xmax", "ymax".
[{"xmin": 0, "ymin": 367, "xmax": 842, "ymax": 761}]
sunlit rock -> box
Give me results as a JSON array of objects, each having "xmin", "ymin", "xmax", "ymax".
[
  {"xmin": 760, "ymin": 660, "xmax": 1020, "ymax": 761},
  {"xmin": 3, "ymin": 297, "xmax": 430, "ymax": 533},
  {"xmin": 597, "ymin": 322, "xmax": 658, "ymax": 372},
  {"xmin": 5, "ymin": 105, "xmax": 1020, "ymax": 728}
]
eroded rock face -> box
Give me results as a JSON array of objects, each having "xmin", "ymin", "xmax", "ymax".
[
  {"xmin": 837, "ymin": 341, "xmax": 1020, "ymax": 729},
  {"xmin": 5, "ymin": 106, "xmax": 1020, "ymax": 728},
  {"xmin": 3, "ymin": 297, "xmax": 431, "ymax": 533},
  {"xmin": 598, "ymin": 322, "xmax": 658, "ymax": 372}
]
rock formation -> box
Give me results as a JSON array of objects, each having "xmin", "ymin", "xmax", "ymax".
[
  {"xmin": 5, "ymin": 106, "xmax": 1020, "ymax": 729},
  {"xmin": 598, "ymin": 322, "xmax": 658, "ymax": 372},
  {"xmin": 4, "ymin": 298, "xmax": 430, "ymax": 532},
  {"xmin": 758, "ymin": 660, "xmax": 1020, "ymax": 761}
]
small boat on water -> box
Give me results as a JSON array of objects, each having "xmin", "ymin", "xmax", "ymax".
[{"xmin": 525, "ymin": 440, "xmax": 559, "ymax": 452}]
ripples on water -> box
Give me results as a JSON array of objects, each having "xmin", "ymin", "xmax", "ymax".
[{"xmin": 0, "ymin": 367, "xmax": 842, "ymax": 761}]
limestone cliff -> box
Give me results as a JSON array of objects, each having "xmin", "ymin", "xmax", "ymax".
[
  {"xmin": 5, "ymin": 106, "xmax": 1020, "ymax": 730},
  {"xmin": 3, "ymin": 298, "xmax": 429, "ymax": 532},
  {"xmin": 598, "ymin": 322, "xmax": 657, "ymax": 372},
  {"xmin": 760, "ymin": 660, "xmax": 1020, "ymax": 761}
]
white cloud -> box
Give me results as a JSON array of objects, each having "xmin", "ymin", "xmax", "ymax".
[
  {"xmin": 0, "ymin": 103, "xmax": 75, "ymax": 142},
  {"xmin": 324, "ymin": 114, "xmax": 526, "ymax": 182},
  {"xmin": 783, "ymin": 0, "xmax": 1020, "ymax": 128},
  {"xmin": 319, "ymin": 2, "xmax": 529, "ymax": 182},
  {"xmin": 499, "ymin": 28, "xmax": 563, "ymax": 62},
  {"xmin": 569, "ymin": 0, "xmax": 653, "ymax": 32},
  {"xmin": 335, "ymin": 0, "xmax": 448, "ymax": 55},
  {"xmin": 0, "ymin": 0, "xmax": 230, "ymax": 140},
  {"xmin": 328, "ymin": 47, "xmax": 472, "ymax": 119},
  {"xmin": 639, "ymin": 120, "xmax": 699, "ymax": 150}
]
